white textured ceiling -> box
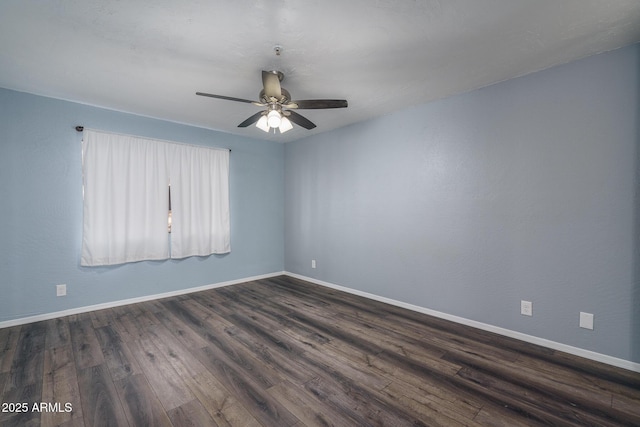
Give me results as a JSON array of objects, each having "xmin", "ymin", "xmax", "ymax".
[{"xmin": 1, "ymin": 1, "xmax": 640, "ymax": 142}]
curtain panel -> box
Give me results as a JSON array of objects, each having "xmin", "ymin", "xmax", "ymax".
[
  {"xmin": 169, "ymin": 143, "xmax": 230, "ymax": 259},
  {"xmin": 81, "ymin": 129, "xmax": 230, "ymax": 266}
]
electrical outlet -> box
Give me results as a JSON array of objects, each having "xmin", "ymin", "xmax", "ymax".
[
  {"xmin": 56, "ymin": 284, "xmax": 67, "ymax": 297},
  {"xmin": 521, "ymin": 300, "xmax": 532, "ymax": 316},
  {"xmin": 580, "ymin": 312, "xmax": 594, "ymax": 330},
  {"xmin": 311, "ymin": 259, "xmax": 316, "ymax": 269}
]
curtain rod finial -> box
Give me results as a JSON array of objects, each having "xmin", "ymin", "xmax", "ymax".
[{"xmin": 75, "ymin": 126, "xmax": 84, "ymax": 132}]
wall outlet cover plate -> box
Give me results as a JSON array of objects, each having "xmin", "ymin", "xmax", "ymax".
[
  {"xmin": 521, "ymin": 300, "xmax": 532, "ymax": 316},
  {"xmin": 56, "ymin": 284, "xmax": 67, "ymax": 297},
  {"xmin": 580, "ymin": 312, "xmax": 594, "ymax": 330}
]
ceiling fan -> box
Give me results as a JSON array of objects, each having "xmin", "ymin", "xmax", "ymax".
[{"xmin": 196, "ymin": 70, "xmax": 348, "ymax": 134}]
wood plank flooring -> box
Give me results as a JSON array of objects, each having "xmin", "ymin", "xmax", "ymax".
[{"xmin": 1, "ymin": 275, "xmax": 639, "ymax": 426}]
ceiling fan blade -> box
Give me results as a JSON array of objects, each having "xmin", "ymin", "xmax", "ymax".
[
  {"xmin": 237, "ymin": 111, "xmax": 266, "ymax": 128},
  {"xmin": 196, "ymin": 92, "xmax": 257, "ymax": 104},
  {"xmin": 285, "ymin": 99, "xmax": 348, "ymax": 109},
  {"xmin": 285, "ymin": 110, "xmax": 316, "ymax": 129},
  {"xmin": 262, "ymin": 70, "xmax": 282, "ymax": 100}
]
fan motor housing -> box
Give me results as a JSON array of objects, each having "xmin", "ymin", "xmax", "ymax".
[{"xmin": 259, "ymin": 87, "xmax": 291, "ymax": 104}]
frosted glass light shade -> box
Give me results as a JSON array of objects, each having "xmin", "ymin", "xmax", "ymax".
[
  {"xmin": 279, "ymin": 116, "xmax": 293, "ymax": 133},
  {"xmin": 256, "ymin": 115, "xmax": 269, "ymax": 132},
  {"xmin": 267, "ymin": 110, "xmax": 281, "ymax": 128}
]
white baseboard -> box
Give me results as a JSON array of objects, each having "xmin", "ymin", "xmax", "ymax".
[
  {"xmin": 4, "ymin": 270, "xmax": 638, "ymax": 373},
  {"xmin": 0, "ymin": 271, "xmax": 285, "ymax": 329},
  {"xmin": 284, "ymin": 272, "xmax": 640, "ymax": 373}
]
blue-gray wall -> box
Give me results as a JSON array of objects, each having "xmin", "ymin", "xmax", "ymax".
[
  {"xmin": 2, "ymin": 44, "xmax": 638, "ymax": 365},
  {"xmin": 0, "ymin": 88, "xmax": 284, "ymax": 322},
  {"xmin": 285, "ymin": 44, "xmax": 640, "ymax": 363}
]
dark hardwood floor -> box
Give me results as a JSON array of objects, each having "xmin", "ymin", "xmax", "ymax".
[{"xmin": 1, "ymin": 275, "xmax": 639, "ymax": 426}]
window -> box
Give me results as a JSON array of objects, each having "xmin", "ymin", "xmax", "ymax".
[{"xmin": 81, "ymin": 129, "xmax": 230, "ymax": 266}]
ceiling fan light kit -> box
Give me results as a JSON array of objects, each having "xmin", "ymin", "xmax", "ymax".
[
  {"xmin": 197, "ymin": 69, "xmax": 348, "ymax": 135},
  {"xmin": 255, "ymin": 110, "xmax": 293, "ymax": 134}
]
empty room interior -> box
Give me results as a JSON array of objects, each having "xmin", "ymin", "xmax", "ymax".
[{"xmin": 1, "ymin": 1, "xmax": 640, "ymax": 426}]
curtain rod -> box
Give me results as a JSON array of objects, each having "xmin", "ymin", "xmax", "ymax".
[{"xmin": 75, "ymin": 126, "xmax": 231, "ymax": 152}]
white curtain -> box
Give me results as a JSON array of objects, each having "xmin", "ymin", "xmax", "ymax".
[
  {"xmin": 81, "ymin": 130, "xmax": 170, "ymax": 266},
  {"xmin": 81, "ymin": 130, "xmax": 230, "ymax": 266},
  {"xmin": 169, "ymin": 143, "xmax": 230, "ymax": 258}
]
